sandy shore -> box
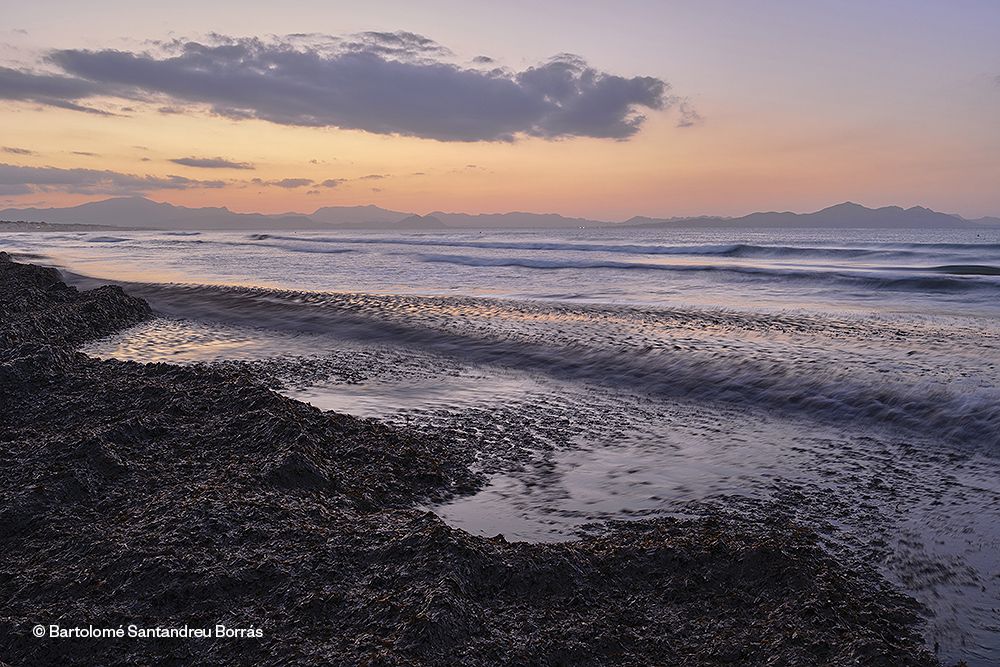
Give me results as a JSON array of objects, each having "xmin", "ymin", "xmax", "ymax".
[{"xmin": 0, "ymin": 252, "xmax": 944, "ymax": 666}]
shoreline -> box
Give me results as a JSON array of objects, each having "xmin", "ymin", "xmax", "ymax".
[{"xmin": 0, "ymin": 253, "xmax": 946, "ymax": 665}]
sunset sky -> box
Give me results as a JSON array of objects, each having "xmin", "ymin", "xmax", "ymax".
[{"xmin": 2, "ymin": 0, "xmax": 999, "ymax": 219}]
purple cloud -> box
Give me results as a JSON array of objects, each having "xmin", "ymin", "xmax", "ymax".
[
  {"xmin": 251, "ymin": 177, "xmax": 313, "ymax": 188},
  {"xmin": 0, "ymin": 33, "xmax": 680, "ymax": 141},
  {"xmin": 171, "ymin": 156, "xmax": 255, "ymax": 169},
  {"xmin": 0, "ymin": 65, "xmax": 109, "ymax": 114},
  {"xmin": 0, "ymin": 162, "xmax": 225, "ymax": 194}
]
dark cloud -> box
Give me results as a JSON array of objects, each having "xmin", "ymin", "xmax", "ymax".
[
  {"xmin": 1, "ymin": 33, "xmax": 680, "ymax": 141},
  {"xmin": 275, "ymin": 178, "xmax": 312, "ymax": 188},
  {"xmin": 472, "ymin": 56, "xmax": 495, "ymax": 64},
  {"xmin": 515, "ymin": 54, "xmax": 666, "ymax": 139},
  {"xmin": 247, "ymin": 177, "xmax": 340, "ymax": 188},
  {"xmin": 3, "ymin": 146, "xmax": 36, "ymax": 155},
  {"xmin": 0, "ymin": 162, "xmax": 224, "ymax": 195},
  {"xmin": 251, "ymin": 177, "xmax": 313, "ymax": 188},
  {"xmin": 0, "ymin": 66, "xmax": 110, "ymax": 114},
  {"xmin": 170, "ymin": 156, "xmax": 254, "ymax": 169},
  {"xmin": 71, "ymin": 150, "xmax": 98, "ymax": 156},
  {"xmin": 358, "ymin": 174, "xmax": 386, "ymax": 180}
]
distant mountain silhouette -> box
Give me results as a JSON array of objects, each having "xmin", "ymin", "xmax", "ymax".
[
  {"xmin": 627, "ymin": 202, "xmax": 979, "ymax": 229},
  {"xmin": 0, "ymin": 197, "xmax": 322, "ymax": 231},
  {"xmin": 309, "ymin": 204, "xmax": 411, "ymax": 226},
  {"xmin": 0, "ymin": 198, "xmax": 603, "ymax": 230},
  {"xmin": 1, "ymin": 198, "xmax": 996, "ymax": 231}
]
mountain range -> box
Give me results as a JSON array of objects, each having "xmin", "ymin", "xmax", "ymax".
[
  {"xmin": 0, "ymin": 197, "xmax": 997, "ymax": 231},
  {"xmin": 625, "ymin": 202, "xmax": 999, "ymax": 229}
]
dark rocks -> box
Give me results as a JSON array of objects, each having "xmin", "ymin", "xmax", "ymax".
[
  {"xmin": 0, "ymin": 251, "xmax": 151, "ymax": 351},
  {"xmin": 0, "ymin": 254, "xmax": 941, "ymax": 666}
]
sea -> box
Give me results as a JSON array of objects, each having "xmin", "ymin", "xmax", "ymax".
[{"xmin": 3, "ymin": 225, "xmax": 999, "ymax": 664}]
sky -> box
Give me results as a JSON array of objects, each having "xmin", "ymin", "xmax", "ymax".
[{"xmin": 1, "ymin": 0, "xmax": 998, "ymax": 219}]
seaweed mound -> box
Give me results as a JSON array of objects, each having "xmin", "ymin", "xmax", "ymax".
[{"xmin": 0, "ymin": 254, "xmax": 939, "ymax": 666}]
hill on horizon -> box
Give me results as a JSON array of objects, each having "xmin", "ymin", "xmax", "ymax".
[
  {"xmin": 625, "ymin": 202, "xmax": 985, "ymax": 229},
  {"xmin": 1, "ymin": 197, "xmax": 996, "ymax": 231}
]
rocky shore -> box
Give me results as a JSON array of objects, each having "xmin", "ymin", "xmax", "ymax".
[{"xmin": 0, "ymin": 253, "xmax": 942, "ymax": 666}]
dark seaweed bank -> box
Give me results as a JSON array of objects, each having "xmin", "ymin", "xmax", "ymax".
[{"xmin": 0, "ymin": 253, "xmax": 942, "ymax": 666}]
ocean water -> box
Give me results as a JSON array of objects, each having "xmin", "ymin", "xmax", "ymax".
[
  {"xmin": 3, "ymin": 226, "xmax": 1000, "ymax": 315},
  {"xmin": 4, "ymin": 225, "xmax": 1000, "ymax": 664}
]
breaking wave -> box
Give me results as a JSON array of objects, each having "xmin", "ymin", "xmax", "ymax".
[
  {"xmin": 155, "ymin": 236, "xmax": 355, "ymax": 255},
  {"xmin": 927, "ymin": 264, "xmax": 1000, "ymax": 276},
  {"xmin": 240, "ymin": 234, "xmax": 989, "ymax": 261},
  {"xmin": 188, "ymin": 236, "xmax": 881, "ymax": 260},
  {"xmin": 411, "ymin": 253, "xmax": 998, "ymax": 293},
  {"xmin": 84, "ymin": 279, "xmax": 1000, "ymax": 449}
]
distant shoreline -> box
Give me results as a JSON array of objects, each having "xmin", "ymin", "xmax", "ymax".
[{"xmin": 0, "ymin": 220, "xmax": 140, "ymax": 232}]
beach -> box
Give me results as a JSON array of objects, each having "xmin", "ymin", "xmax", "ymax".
[
  {"xmin": 0, "ymin": 248, "xmax": 961, "ymax": 665},
  {"xmin": 1, "ymin": 223, "xmax": 998, "ymax": 667},
  {"xmin": 2, "ymin": 226, "xmax": 999, "ymax": 665}
]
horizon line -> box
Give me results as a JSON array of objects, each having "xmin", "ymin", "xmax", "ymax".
[{"xmin": 3, "ymin": 195, "xmax": 997, "ymax": 223}]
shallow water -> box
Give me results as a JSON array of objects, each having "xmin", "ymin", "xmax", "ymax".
[{"xmin": 6, "ymin": 225, "xmax": 1000, "ymax": 664}]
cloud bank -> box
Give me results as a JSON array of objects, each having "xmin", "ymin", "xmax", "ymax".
[
  {"xmin": 0, "ymin": 33, "xmax": 681, "ymax": 141},
  {"xmin": 0, "ymin": 163, "xmax": 352, "ymax": 196},
  {"xmin": 170, "ymin": 156, "xmax": 255, "ymax": 169},
  {"xmin": 0, "ymin": 163, "xmax": 225, "ymax": 195},
  {"xmin": 0, "ymin": 66, "xmax": 108, "ymax": 114},
  {"xmin": 250, "ymin": 177, "xmax": 340, "ymax": 189}
]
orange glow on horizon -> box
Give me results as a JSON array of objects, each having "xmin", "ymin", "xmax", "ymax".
[{"xmin": 3, "ymin": 90, "xmax": 999, "ymax": 219}]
